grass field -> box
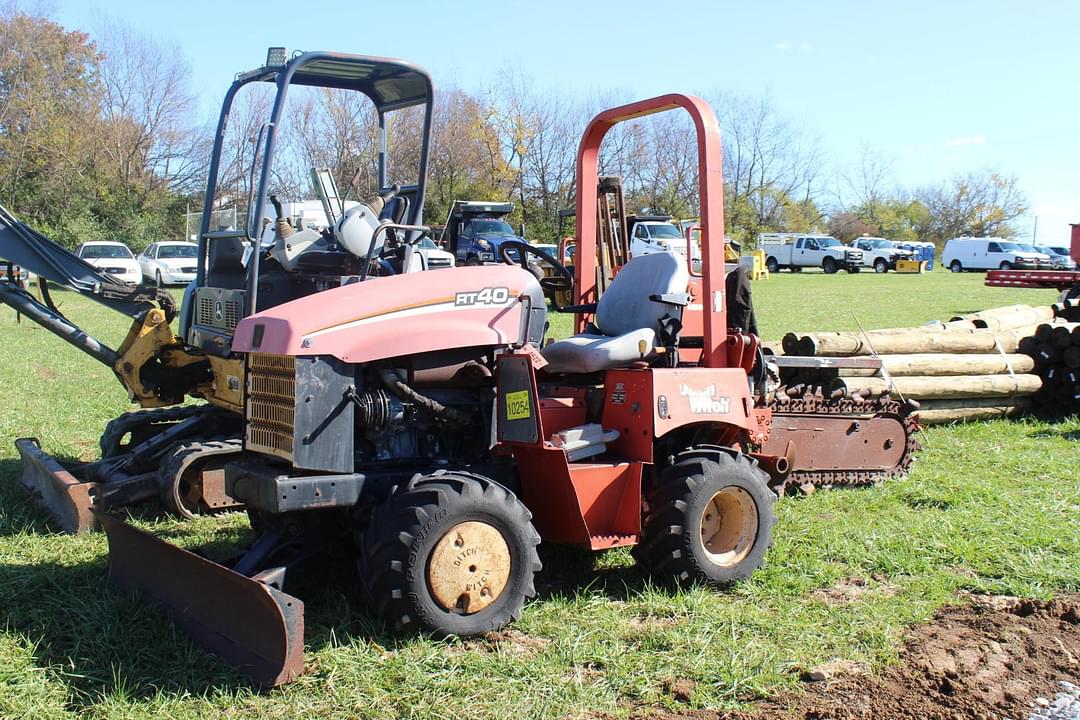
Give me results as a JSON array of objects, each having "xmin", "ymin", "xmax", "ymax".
[{"xmin": 1, "ymin": 269, "xmax": 1077, "ymax": 719}]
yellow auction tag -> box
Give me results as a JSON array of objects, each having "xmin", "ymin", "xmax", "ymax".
[{"xmin": 505, "ymin": 390, "xmax": 531, "ymax": 420}]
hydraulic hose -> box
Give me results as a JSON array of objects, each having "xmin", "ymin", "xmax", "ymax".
[{"xmin": 377, "ymin": 368, "xmax": 469, "ymax": 424}]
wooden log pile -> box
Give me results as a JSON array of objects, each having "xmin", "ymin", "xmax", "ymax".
[{"xmin": 776, "ymin": 303, "xmax": 1077, "ymax": 425}]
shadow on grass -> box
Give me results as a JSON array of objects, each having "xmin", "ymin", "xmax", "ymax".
[
  {"xmin": 1027, "ymin": 427, "xmax": 1080, "ymax": 441},
  {"xmin": 0, "ymin": 486, "xmax": 655, "ymax": 710}
]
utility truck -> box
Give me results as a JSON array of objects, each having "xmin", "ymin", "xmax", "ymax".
[
  {"xmin": 850, "ymin": 236, "xmax": 914, "ymax": 273},
  {"xmin": 442, "ymin": 201, "xmax": 527, "ymax": 266},
  {"xmin": 759, "ymin": 233, "xmax": 862, "ymax": 274}
]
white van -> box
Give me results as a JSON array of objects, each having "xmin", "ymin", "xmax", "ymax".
[{"xmin": 942, "ymin": 237, "xmax": 1050, "ymax": 273}]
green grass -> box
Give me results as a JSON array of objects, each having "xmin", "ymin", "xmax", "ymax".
[{"xmin": 0, "ymin": 270, "xmax": 1076, "ymax": 719}]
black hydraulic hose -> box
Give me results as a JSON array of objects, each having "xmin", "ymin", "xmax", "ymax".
[{"xmin": 377, "ymin": 368, "xmax": 469, "ymax": 424}]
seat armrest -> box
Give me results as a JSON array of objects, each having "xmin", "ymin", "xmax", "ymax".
[
  {"xmin": 649, "ymin": 292, "xmax": 691, "ymax": 307},
  {"xmin": 558, "ymin": 302, "xmax": 598, "ymax": 314}
]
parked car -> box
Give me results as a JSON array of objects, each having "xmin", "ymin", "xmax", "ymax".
[
  {"xmin": 416, "ymin": 236, "xmax": 455, "ymax": 270},
  {"xmin": 75, "ymin": 241, "xmax": 141, "ymax": 284},
  {"xmin": 138, "ymin": 241, "xmax": 199, "ymax": 286},
  {"xmin": 942, "ymin": 237, "xmax": 1050, "ymax": 272},
  {"xmin": 1, "ymin": 258, "xmax": 30, "ymax": 284},
  {"xmin": 1034, "ymin": 244, "xmax": 1077, "ymax": 270}
]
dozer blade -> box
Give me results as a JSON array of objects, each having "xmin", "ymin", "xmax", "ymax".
[
  {"xmin": 15, "ymin": 437, "xmax": 99, "ymax": 534},
  {"xmin": 97, "ymin": 512, "xmax": 305, "ymax": 686}
]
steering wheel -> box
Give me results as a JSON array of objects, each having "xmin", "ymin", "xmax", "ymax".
[{"xmin": 497, "ymin": 240, "xmax": 575, "ymax": 310}]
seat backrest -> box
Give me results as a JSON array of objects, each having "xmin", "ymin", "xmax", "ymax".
[
  {"xmin": 595, "ymin": 252, "xmax": 689, "ymax": 337},
  {"xmin": 380, "ymin": 196, "xmax": 409, "ymax": 224}
]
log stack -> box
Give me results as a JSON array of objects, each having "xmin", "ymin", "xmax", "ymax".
[{"xmin": 775, "ymin": 303, "xmax": 1076, "ymax": 425}]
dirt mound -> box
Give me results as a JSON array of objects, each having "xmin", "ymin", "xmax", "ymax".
[{"xmin": 619, "ymin": 594, "xmax": 1080, "ymax": 720}]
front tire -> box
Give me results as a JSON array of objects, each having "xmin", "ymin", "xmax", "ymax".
[
  {"xmin": 359, "ymin": 472, "xmax": 542, "ymax": 637},
  {"xmin": 949, "ymin": 260, "xmax": 963, "ymax": 273},
  {"xmin": 633, "ymin": 448, "xmax": 775, "ymax": 587},
  {"xmin": 1000, "ymin": 261, "xmax": 1013, "ymax": 270},
  {"xmin": 874, "ymin": 259, "xmax": 887, "ymax": 273},
  {"xmin": 822, "ymin": 257, "xmax": 838, "ymax": 274},
  {"xmin": 465, "ymin": 255, "xmax": 482, "ymax": 267},
  {"xmin": 155, "ymin": 270, "xmax": 164, "ymax": 287}
]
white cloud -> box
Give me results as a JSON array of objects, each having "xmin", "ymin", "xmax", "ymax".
[
  {"xmin": 799, "ymin": 43, "xmax": 814, "ymax": 51},
  {"xmin": 774, "ymin": 42, "xmax": 791, "ymax": 51},
  {"xmin": 944, "ymin": 133, "xmax": 987, "ymax": 147}
]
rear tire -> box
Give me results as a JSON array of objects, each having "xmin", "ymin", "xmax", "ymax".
[
  {"xmin": 633, "ymin": 448, "xmax": 775, "ymax": 587},
  {"xmin": 822, "ymin": 257, "xmax": 838, "ymax": 274},
  {"xmin": 874, "ymin": 259, "xmax": 887, "ymax": 273},
  {"xmin": 359, "ymin": 472, "xmax": 541, "ymax": 637},
  {"xmin": 765, "ymin": 257, "xmax": 779, "ymax": 274},
  {"xmin": 949, "ymin": 260, "xmax": 963, "ymax": 273}
]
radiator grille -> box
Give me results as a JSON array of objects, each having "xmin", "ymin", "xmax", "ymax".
[
  {"xmin": 196, "ymin": 292, "xmax": 243, "ymax": 331},
  {"xmin": 246, "ymin": 353, "xmax": 295, "ymax": 461}
]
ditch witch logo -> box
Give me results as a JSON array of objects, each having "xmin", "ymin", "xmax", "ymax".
[{"xmin": 679, "ymin": 383, "xmax": 732, "ymax": 414}]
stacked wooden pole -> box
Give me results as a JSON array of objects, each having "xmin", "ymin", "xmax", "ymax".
[
  {"xmin": 1025, "ymin": 298, "xmax": 1080, "ymax": 418},
  {"xmin": 776, "ymin": 304, "xmax": 1075, "ymax": 424}
]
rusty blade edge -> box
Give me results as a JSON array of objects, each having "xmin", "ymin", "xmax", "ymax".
[
  {"xmin": 96, "ymin": 511, "xmax": 305, "ymax": 687},
  {"xmin": 14, "ymin": 437, "xmax": 98, "ymax": 534}
]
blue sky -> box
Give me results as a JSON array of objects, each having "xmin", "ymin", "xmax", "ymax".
[{"xmin": 55, "ymin": 0, "xmax": 1080, "ymax": 245}]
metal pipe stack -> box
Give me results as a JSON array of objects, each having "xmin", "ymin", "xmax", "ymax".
[
  {"xmin": 774, "ymin": 304, "xmax": 1079, "ymax": 424},
  {"xmin": 1025, "ymin": 299, "xmax": 1080, "ymax": 419}
]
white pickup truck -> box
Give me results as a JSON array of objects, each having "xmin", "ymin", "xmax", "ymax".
[
  {"xmin": 850, "ymin": 236, "xmax": 914, "ymax": 273},
  {"xmin": 759, "ymin": 233, "xmax": 863, "ymax": 274}
]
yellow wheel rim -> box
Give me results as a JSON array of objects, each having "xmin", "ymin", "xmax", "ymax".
[
  {"xmin": 698, "ymin": 487, "xmax": 758, "ymax": 568},
  {"xmin": 427, "ymin": 521, "xmax": 511, "ymax": 614}
]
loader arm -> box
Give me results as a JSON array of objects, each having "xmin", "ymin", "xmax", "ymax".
[{"xmin": 0, "ymin": 203, "xmax": 211, "ymax": 407}]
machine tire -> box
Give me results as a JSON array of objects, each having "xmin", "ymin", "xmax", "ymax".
[
  {"xmin": 155, "ymin": 270, "xmax": 164, "ymax": 287},
  {"xmin": 359, "ymin": 471, "xmax": 542, "ymax": 637},
  {"xmin": 874, "ymin": 259, "xmax": 888, "ymax": 273},
  {"xmin": 822, "ymin": 257, "xmax": 838, "ymax": 274},
  {"xmin": 465, "ymin": 255, "xmax": 482, "ymax": 267},
  {"xmin": 1000, "ymin": 261, "xmax": 1013, "ymax": 270},
  {"xmin": 949, "ymin": 260, "xmax": 963, "ymax": 273},
  {"xmin": 633, "ymin": 448, "xmax": 775, "ymax": 587},
  {"xmin": 848, "ymin": 266, "xmax": 861, "ymax": 274},
  {"xmin": 765, "ymin": 257, "xmax": 779, "ymax": 274}
]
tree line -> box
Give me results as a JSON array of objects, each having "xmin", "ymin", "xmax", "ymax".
[{"xmin": 0, "ymin": 9, "xmax": 1028, "ymax": 253}]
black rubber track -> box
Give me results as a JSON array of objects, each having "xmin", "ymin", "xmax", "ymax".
[
  {"xmin": 632, "ymin": 446, "xmax": 776, "ymax": 587},
  {"xmin": 358, "ymin": 471, "xmax": 542, "ymax": 637}
]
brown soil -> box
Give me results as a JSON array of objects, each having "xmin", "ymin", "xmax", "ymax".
[{"xmin": 609, "ymin": 594, "xmax": 1080, "ymax": 720}]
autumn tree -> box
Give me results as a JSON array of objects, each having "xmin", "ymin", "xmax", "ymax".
[
  {"xmin": 0, "ymin": 10, "xmax": 102, "ymax": 243},
  {"xmin": 916, "ymin": 171, "xmax": 1027, "ymax": 243}
]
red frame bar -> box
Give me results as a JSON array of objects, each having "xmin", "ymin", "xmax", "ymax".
[{"xmin": 574, "ymin": 94, "xmax": 727, "ymax": 368}]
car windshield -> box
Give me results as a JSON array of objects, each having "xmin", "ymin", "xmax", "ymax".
[
  {"xmin": 816, "ymin": 237, "xmax": 841, "ymax": 247},
  {"xmin": 871, "ymin": 239, "xmax": 893, "ymax": 249},
  {"xmin": 419, "ymin": 237, "xmax": 437, "ymax": 249},
  {"xmin": 646, "ymin": 223, "xmax": 683, "ymax": 239},
  {"xmin": 471, "ymin": 219, "xmax": 515, "ymax": 236},
  {"xmin": 157, "ymin": 245, "xmax": 198, "ymax": 259},
  {"xmin": 82, "ymin": 244, "xmax": 133, "ymax": 259},
  {"xmin": 1015, "ymin": 243, "xmax": 1038, "ymax": 252},
  {"xmin": 997, "ymin": 242, "xmax": 1021, "ymax": 252}
]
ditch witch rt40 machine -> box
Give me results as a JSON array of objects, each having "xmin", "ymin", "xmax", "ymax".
[
  {"xmin": 0, "ymin": 49, "xmax": 440, "ymax": 532},
  {"xmin": 92, "ymin": 89, "xmax": 916, "ymax": 684}
]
